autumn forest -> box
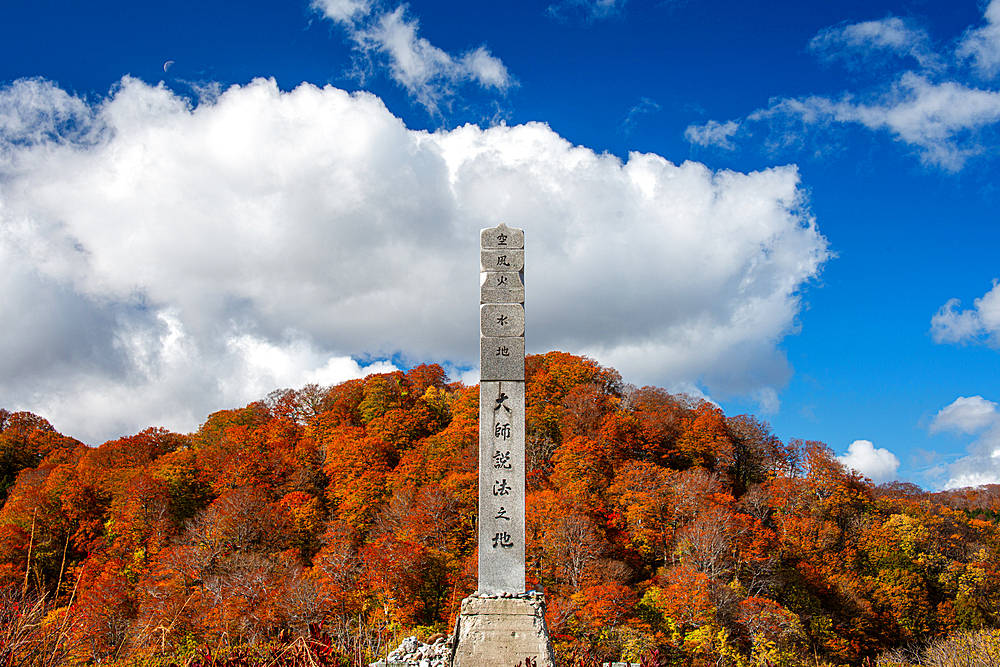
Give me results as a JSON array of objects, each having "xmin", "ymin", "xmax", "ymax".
[{"xmin": 3, "ymin": 352, "xmax": 1000, "ymax": 666}]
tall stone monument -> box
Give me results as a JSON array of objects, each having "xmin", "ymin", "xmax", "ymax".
[
  {"xmin": 451, "ymin": 223, "xmax": 554, "ymax": 667},
  {"xmin": 478, "ymin": 222, "xmax": 526, "ymax": 594}
]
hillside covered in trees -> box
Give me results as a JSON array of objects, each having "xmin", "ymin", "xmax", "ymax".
[{"xmin": 2, "ymin": 352, "xmax": 1000, "ymax": 666}]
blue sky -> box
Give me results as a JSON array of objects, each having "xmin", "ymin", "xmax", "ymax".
[{"xmin": 1, "ymin": 0, "xmax": 999, "ymax": 490}]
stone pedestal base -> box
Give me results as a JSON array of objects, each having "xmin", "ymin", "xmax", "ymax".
[{"xmin": 451, "ymin": 595, "xmax": 555, "ymax": 667}]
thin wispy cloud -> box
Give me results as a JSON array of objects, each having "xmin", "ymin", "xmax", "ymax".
[
  {"xmin": 311, "ymin": 0, "xmax": 514, "ymax": 115},
  {"xmin": 957, "ymin": 0, "xmax": 1000, "ymax": 78},
  {"xmin": 686, "ymin": 0, "xmax": 1000, "ymax": 171},
  {"xmin": 809, "ymin": 17, "xmax": 942, "ymax": 72},
  {"xmin": 546, "ymin": 0, "xmax": 627, "ymax": 23},
  {"xmin": 683, "ymin": 119, "xmax": 738, "ymax": 151},
  {"xmin": 618, "ymin": 97, "xmax": 660, "ymax": 136},
  {"xmin": 0, "ymin": 76, "xmax": 829, "ymax": 443}
]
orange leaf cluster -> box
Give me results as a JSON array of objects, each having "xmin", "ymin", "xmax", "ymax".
[{"xmin": 2, "ymin": 356, "xmax": 1000, "ymax": 665}]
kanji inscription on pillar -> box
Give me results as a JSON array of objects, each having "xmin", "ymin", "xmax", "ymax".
[
  {"xmin": 453, "ymin": 222, "xmax": 553, "ymax": 667},
  {"xmin": 479, "ymin": 223, "xmax": 525, "ymax": 595}
]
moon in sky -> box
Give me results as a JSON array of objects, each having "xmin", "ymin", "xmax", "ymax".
[{"xmin": 164, "ymin": 61, "xmax": 174, "ymax": 73}]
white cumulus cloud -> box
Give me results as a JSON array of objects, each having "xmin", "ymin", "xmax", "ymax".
[
  {"xmin": 925, "ymin": 395, "xmax": 1000, "ymax": 489},
  {"xmin": 836, "ymin": 439, "xmax": 900, "ymax": 483},
  {"xmin": 931, "ymin": 280, "xmax": 1000, "ymax": 348},
  {"xmin": 931, "ymin": 395, "xmax": 1000, "ymax": 434},
  {"xmin": 0, "ymin": 76, "xmax": 829, "ymax": 443}
]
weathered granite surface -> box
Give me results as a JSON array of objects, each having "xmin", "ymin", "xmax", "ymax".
[
  {"xmin": 480, "ymin": 337, "xmax": 525, "ymax": 381},
  {"xmin": 451, "ymin": 595, "xmax": 554, "ymax": 667},
  {"xmin": 458, "ymin": 223, "xmax": 550, "ymax": 667},
  {"xmin": 481, "ymin": 223, "xmax": 524, "ymax": 249},
  {"xmin": 480, "ymin": 249, "xmax": 525, "ymax": 273},
  {"xmin": 480, "ymin": 304, "xmax": 525, "ymax": 338},
  {"xmin": 480, "ymin": 271, "xmax": 525, "ymax": 304},
  {"xmin": 478, "ymin": 381, "xmax": 526, "ymax": 595}
]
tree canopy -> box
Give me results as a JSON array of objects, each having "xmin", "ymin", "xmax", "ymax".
[{"xmin": 2, "ymin": 354, "xmax": 1000, "ymax": 666}]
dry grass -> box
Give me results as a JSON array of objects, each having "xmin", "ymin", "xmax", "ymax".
[
  {"xmin": 0, "ymin": 587, "xmax": 77, "ymax": 667},
  {"xmin": 879, "ymin": 629, "xmax": 1000, "ymax": 667}
]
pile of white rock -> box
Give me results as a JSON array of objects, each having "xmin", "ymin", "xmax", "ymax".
[{"xmin": 371, "ymin": 634, "xmax": 453, "ymax": 667}]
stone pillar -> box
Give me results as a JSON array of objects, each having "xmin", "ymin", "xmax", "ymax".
[
  {"xmin": 451, "ymin": 223, "xmax": 554, "ymax": 667},
  {"xmin": 478, "ymin": 222, "xmax": 525, "ymax": 595}
]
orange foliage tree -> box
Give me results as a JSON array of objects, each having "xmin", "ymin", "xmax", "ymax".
[{"xmin": 3, "ymin": 352, "xmax": 1000, "ymax": 667}]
